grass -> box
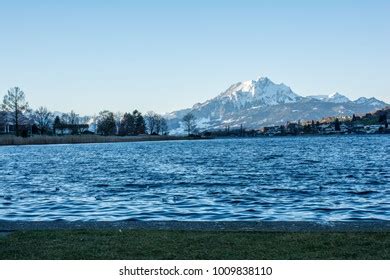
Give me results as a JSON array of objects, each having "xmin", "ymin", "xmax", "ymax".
[
  {"xmin": 0, "ymin": 230, "xmax": 389, "ymax": 259},
  {"xmin": 0, "ymin": 134, "xmax": 202, "ymax": 146}
]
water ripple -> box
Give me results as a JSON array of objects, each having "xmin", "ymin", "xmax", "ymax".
[{"xmin": 0, "ymin": 135, "xmax": 389, "ymax": 221}]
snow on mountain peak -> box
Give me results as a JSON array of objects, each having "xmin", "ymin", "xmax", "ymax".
[
  {"xmin": 167, "ymin": 76, "xmax": 388, "ymax": 133},
  {"xmin": 355, "ymin": 97, "xmax": 368, "ymax": 104},
  {"xmin": 354, "ymin": 97, "xmax": 384, "ymax": 106},
  {"xmin": 327, "ymin": 92, "xmax": 350, "ymax": 103},
  {"xmin": 218, "ymin": 76, "xmax": 300, "ymax": 107},
  {"xmin": 309, "ymin": 92, "xmax": 350, "ymax": 103}
]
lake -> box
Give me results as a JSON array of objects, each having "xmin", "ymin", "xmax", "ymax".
[{"xmin": 0, "ymin": 135, "xmax": 389, "ymax": 221}]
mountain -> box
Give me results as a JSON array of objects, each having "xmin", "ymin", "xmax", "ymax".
[
  {"xmin": 166, "ymin": 77, "xmax": 388, "ymax": 134},
  {"xmin": 213, "ymin": 77, "xmax": 301, "ymax": 107},
  {"xmin": 308, "ymin": 92, "xmax": 351, "ymax": 103},
  {"xmin": 354, "ymin": 97, "xmax": 385, "ymax": 106}
]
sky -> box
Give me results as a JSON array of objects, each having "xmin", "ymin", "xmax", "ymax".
[{"xmin": 0, "ymin": 0, "xmax": 389, "ymax": 115}]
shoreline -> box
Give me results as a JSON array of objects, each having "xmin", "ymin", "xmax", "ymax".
[
  {"xmin": 0, "ymin": 133, "xmax": 388, "ymax": 147},
  {"xmin": 0, "ymin": 134, "xmax": 210, "ymax": 146},
  {"xmin": 1, "ymin": 220, "xmax": 390, "ymax": 232}
]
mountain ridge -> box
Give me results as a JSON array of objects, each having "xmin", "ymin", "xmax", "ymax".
[{"xmin": 166, "ymin": 77, "xmax": 388, "ymax": 134}]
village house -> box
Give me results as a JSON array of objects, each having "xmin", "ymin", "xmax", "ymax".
[
  {"xmin": 318, "ymin": 123, "xmax": 334, "ymax": 134},
  {"xmin": 0, "ymin": 111, "xmax": 34, "ymax": 135},
  {"xmin": 351, "ymin": 124, "xmax": 366, "ymax": 134},
  {"xmin": 286, "ymin": 122, "xmax": 302, "ymax": 135},
  {"xmin": 339, "ymin": 123, "xmax": 350, "ymax": 133},
  {"xmin": 262, "ymin": 125, "xmax": 282, "ymax": 136},
  {"xmin": 364, "ymin": 125, "xmax": 385, "ymax": 134}
]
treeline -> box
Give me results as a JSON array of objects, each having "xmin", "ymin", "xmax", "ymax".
[
  {"xmin": 201, "ymin": 108, "xmax": 389, "ymax": 137},
  {"xmin": 0, "ymin": 87, "xmax": 169, "ymax": 137}
]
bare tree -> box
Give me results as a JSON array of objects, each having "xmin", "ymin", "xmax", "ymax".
[
  {"xmin": 61, "ymin": 113, "xmax": 71, "ymax": 125},
  {"xmin": 155, "ymin": 114, "xmax": 162, "ymax": 134},
  {"xmin": 145, "ymin": 111, "xmax": 157, "ymax": 134},
  {"xmin": 182, "ymin": 112, "xmax": 197, "ymax": 136},
  {"xmin": 160, "ymin": 117, "xmax": 168, "ymax": 135},
  {"xmin": 2, "ymin": 87, "xmax": 29, "ymax": 136},
  {"xmin": 145, "ymin": 112, "xmax": 168, "ymax": 135},
  {"xmin": 60, "ymin": 111, "xmax": 85, "ymax": 134},
  {"xmin": 33, "ymin": 106, "xmax": 53, "ymax": 134},
  {"xmin": 69, "ymin": 110, "xmax": 80, "ymax": 125}
]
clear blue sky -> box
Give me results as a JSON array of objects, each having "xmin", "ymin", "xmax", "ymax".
[{"xmin": 0, "ymin": 0, "xmax": 389, "ymax": 115}]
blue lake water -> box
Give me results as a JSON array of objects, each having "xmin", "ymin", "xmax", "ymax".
[{"xmin": 0, "ymin": 135, "xmax": 389, "ymax": 221}]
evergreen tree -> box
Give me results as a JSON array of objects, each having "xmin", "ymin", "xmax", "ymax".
[
  {"xmin": 310, "ymin": 120, "xmax": 317, "ymax": 133},
  {"xmin": 303, "ymin": 124, "xmax": 311, "ymax": 134},
  {"xmin": 119, "ymin": 112, "xmax": 135, "ymax": 135},
  {"xmin": 334, "ymin": 118, "xmax": 341, "ymax": 131},
  {"xmin": 53, "ymin": 116, "xmax": 62, "ymax": 135},
  {"xmin": 133, "ymin": 110, "xmax": 145, "ymax": 134},
  {"xmin": 378, "ymin": 113, "xmax": 386, "ymax": 124},
  {"xmin": 97, "ymin": 110, "xmax": 116, "ymax": 136}
]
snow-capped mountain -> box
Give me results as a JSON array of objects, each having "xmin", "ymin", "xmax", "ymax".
[
  {"xmin": 354, "ymin": 97, "xmax": 385, "ymax": 106},
  {"xmin": 167, "ymin": 76, "xmax": 388, "ymax": 134},
  {"xmin": 214, "ymin": 77, "xmax": 301, "ymax": 108},
  {"xmin": 308, "ymin": 92, "xmax": 350, "ymax": 103}
]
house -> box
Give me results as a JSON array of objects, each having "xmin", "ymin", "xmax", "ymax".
[
  {"xmin": 339, "ymin": 123, "xmax": 350, "ymax": 133},
  {"xmin": 262, "ymin": 126, "xmax": 282, "ymax": 136},
  {"xmin": 351, "ymin": 124, "xmax": 365, "ymax": 134},
  {"xmin": 0, "ymin": 111, "xmax": 33, "ymax": 135},
  {"xmin": 364, "ymin": 125, "xmax": 383, "ymax": 134},
  {"xmin": 54, "ymin": 124, "xmax": 90, "ymax": 135},
  {"xmin": 286, "ymin": 122, "xmax": 302, "ymax": 135},
  {"xmin": 0, "ymin": 111, "xmax": 11, "ymax": 133},
  {"xmin": 318, "ymin": 123, "xmax": 334, "ymax": 134}
]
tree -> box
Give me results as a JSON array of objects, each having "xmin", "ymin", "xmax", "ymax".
[
  {"xmin": 334, "ymin": 118, "xmax": 341, "ymax": 131},
  {"xmin": 182, "ymin": 112, "xmax": 196, "ymax": 135},
  {"xmin": 69, "ymin": 110, "xmax": 80, "ymax": 134},
  {"xmin": 97, "ymin": 110, "xmax": 116, "ymax": 136},
  {"xmin": 160, "ymin": 117, "xmax": 168, "ymax": 135},
  {"xmin": 133, "ymin": 110, "xmax": 146, "ymax": 135},
  {"xmin": 378, "ymin": 113, "xmax": 387, "ymax": 124},
  {"xmin": 280, "ymin": 125, "xmax": 286, "ymax": 135},
  {"xmin": 78, "ymin": 115, "xmax": 90, "ymax": 133},
  {"xmin": 58, "ymin": 111, "xmax": 87, "ymax": 134},
  {"xmin": 311, "ymin": 120, "xmax": 317, "ymax": 134},
  {"xmin": 119, "ymin": 112, "xmax": 135, "ymax": 135},
  {"xmin": 61, "ymin": 113, "xmax": 71, "ymax": 126},
  {"xmin": 33, "ymin": 107, "xmax": 53, "ymax": 134},
  {"xmin": 145, "ymin": 111, "xmax": 157, "ymax": 134},
  {"xmin": 2, "ymin": 87, "xmax": 29, "ymax": 136},
  {"xmin": 53, "ymin": 116, "xmax": 62, "ymax": 135},
  {"xmin": 145, "ymin": 112, "xmax": 167, "ymax": 135},
  {"xmin": 69, "ymin": 110, "xmax": 79, "ymax": 125},
  {"xmin": 303, "ymin": 124, "xmax": 311, "ymax": 134}
]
